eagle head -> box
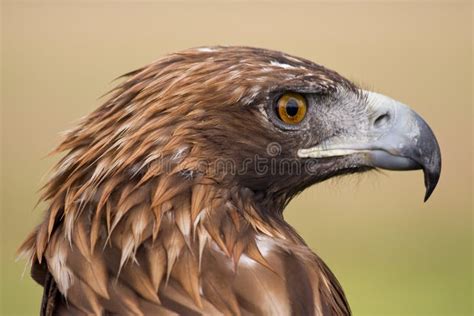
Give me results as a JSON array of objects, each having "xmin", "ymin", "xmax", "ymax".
[{"xmin": 20, "ymin": 46, "xmax": 441, "ymax": 316}]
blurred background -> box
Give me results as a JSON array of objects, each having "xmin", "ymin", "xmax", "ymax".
[{"xmin": 1, "ymin": 1, "xmax": 472, "ymax": 315}]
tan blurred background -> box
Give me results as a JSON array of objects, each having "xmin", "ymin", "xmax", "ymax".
[{"xmin": 1, "ymin": 1, "xmax": 472, "ymax": 315}]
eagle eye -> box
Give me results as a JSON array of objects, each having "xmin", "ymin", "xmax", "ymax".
[{"xmin": 275, "ymin": 93, "xmax": 307, "ymax": 125}]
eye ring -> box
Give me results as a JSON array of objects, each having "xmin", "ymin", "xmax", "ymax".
[{"xmin": 275, "ymin": 92, "xmax": 307, "ymax": 125}]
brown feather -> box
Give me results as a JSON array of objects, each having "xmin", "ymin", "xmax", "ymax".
[{"xmin": 171, "ymin": 249, "xmax": 202, "ymax": 307}]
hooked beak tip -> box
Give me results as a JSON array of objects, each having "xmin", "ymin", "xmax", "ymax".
[{"xmin": 423, "ymin": 161, "xmax": 441, "ymax": 202}]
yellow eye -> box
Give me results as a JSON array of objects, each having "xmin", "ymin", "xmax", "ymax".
[{"xmin": 276, "ymin": 93, "xmax": 307, "ymax": 124}]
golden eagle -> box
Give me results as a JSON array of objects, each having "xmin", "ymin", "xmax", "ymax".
[{"xmin": 19, "ymin": 46, "xmax": 441, "ymax": 315}]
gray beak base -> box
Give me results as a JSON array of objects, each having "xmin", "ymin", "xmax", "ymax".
[{"xmin": 298, "ymin": 91, "xmax": 441, "ymax": 202}]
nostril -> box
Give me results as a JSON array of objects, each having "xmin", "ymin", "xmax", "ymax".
[{"xmin": 374, "ymin": 113, "xmax": 391, "ymax": 128}]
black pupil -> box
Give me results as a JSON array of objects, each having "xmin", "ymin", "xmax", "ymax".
[{"xmin": 285, "ymin": 99, "xmax": 299, "ymax": 117}]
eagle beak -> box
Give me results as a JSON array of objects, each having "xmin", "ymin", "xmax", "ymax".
[{"xmin": 298, "ymin": 91, "xmax": 441, "ymax": 202}]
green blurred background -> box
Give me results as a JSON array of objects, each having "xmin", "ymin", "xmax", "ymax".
[{"xmin": 1, "ymin": 1, "xmax": 472, "ymax": 315}]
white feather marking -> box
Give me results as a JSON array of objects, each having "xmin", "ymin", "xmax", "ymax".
[
  {"xmin": 171, "ymin": 146, "xmax": 188, "ymax": 162},
  {"xmin": 228, "ymin": 70, "xmax": 242, "ymax": 80},
  {"xmin": 110, "ymin": 157, "xmax": 125, "ymax": 170},
  {"xmin": 49, "ymin": 247, "xmax": 74, "ymax": 295},
  {"xmin": 133, "ymin": 217, "xmax": 147, "ymax": 240},
  {"xmin": 197, "ymin": 47, "xmax": 217, "ymax": 52},
  {"xmin": 54, "ymin": 150, "xmax": 83, "ymax": 177},
  {"xmin": 64, "ymin": 213, "xmax": 75, "ymax": 245},
  {"xmin": 241, "ymin": 85, "xmax": 262, "ymax": 105},
  {"xmin": 255, "ymin": 235, "xmax": 274, "ymax": 257},
  {"xmin": 210, "ymin": 240, "xmax": 224, "ymax": 254},
  {"xmin": 129, "ymin": 152, "xmax": 161, "ymax": 177},
  {"xmin": 257, "ymin": 104, "xmax": 268, "ymax": 120},
  {"xmin": 270, "ymin": 61, "xmax": 296, "ymax": 70},
  {"xmin": 239, "ymin": 254, "xmax": 256, "ymax": 267},
  {"xmin": 193, "ymin": 208, "xmax": 207, "ymax": 231},
  {"xmin": 239, "ymin": 235, "xmax": 274, "ymax": 267},
  {"xmin": 119, "ymin": 236, "xmax": 136, "ymax": 273},
  {"xmin": 90, "ymin": 160, "xmax": 108, "ymax": 182}
]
